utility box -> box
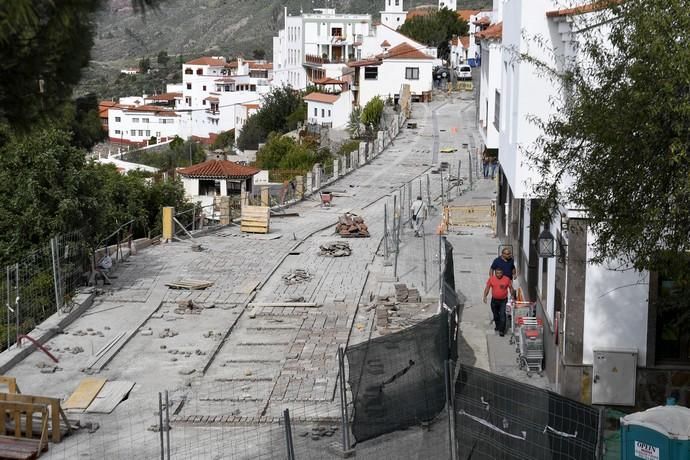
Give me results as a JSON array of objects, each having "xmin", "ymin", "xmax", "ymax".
[
  {"xmin": 621, "ymin": 405, "xmax": 690, "ymax": 460},
  {"xmin": 592, "ymin": 348, "xmax": 637, "ymax": 406}
]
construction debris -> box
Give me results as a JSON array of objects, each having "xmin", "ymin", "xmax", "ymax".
[
  {"xmin": 165, "ymin": 279, "xmax": 214, "ymax": 290},
  {"xmin": 319, "ymin": 241, "xmax": 352, "ymax": 257},
  {"xmin": 174, "ymin": 300, "xmax": 203, "ymax": 315},
  {"xmin": 282, "ymin": 269, "xmax": 312, "ymax": 285},
  {"xmin": 395, "ymin": 283, "xmax": 421, "ymax": 303},
  {"xmin": 336, "ymin": 213, "xmax": 370, "ymax": 238}
]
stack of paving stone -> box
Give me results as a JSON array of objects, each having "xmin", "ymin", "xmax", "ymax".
[
  {"xmin": 319, "ymin": 241, "xmax": 351, "ymax": 257},
  {"xmin": 282, "ymin": 269, "xmax": 312, "ymax": 285},
  {"xmin": 394, "ymin": 283, "xmax": 421, "ymax": 303},
  {"xmin": 335, "ymin": 213, "xmax": 370, "ymax": 237}
]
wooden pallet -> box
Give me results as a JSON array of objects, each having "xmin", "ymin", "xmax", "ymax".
[
  {"xmin": 165, "ymin": 279, "xmax": 214, "ymax": 290},
  {"xmin": 241, "ymin": 206, "xmax": 270, "ymax": 234}
]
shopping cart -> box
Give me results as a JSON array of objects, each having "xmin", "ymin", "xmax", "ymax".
[
  {"xmin": 516, "ymin": 317, "xmax": 544, "ymax": 377},
  {"xmin": 509, "ymin": 301, "xmax": 535, "ymax": 347}
]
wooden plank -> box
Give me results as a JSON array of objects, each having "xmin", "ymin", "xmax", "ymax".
[
  {"xmin": 62, "ymin": 378, "xmax": 106, "ymax": 411},
  {"xmin": 0, "ymin": 377, "xmax": 19, "ymax": 395},
  {"xmin": 247, "ymin": 302, "xmax": 320, "ymax": 308},
  {"xmin": 85, "ymin": 381, "xmax": 135, "ymax": 414}
]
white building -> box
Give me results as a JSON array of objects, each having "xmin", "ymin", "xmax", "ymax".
[
  {"xmin": 107, "ymin": 103, "xmax": 180, "ymax": 146},
  {"xmin": 381, "ymin": 0, "xmax": 408, "ymax": 30},
  {"xmin": 178, "ymin": 56, "xmax": 271, "ymax": 143},
  {"xmin": 358, "ymin": 22, "xmax": 438, "ymax": 63},
  {"xmin": 304, "ymin": 90, "xmax": 353, "ymax": 129},
  {"xmin": 491, "ymin": 0, "xmax": 680, "ymax": 409},
  {"xmin": 477, "ymin": 21, "xmax": 502, "ymax": 151},
  {"xmin": 234, "ymin": 102, "xmax": 261, "ymax": 140},
  {"xmin": 272, "ymin": 7, "xmax": 372, "ymax": 90},
  {"xmin": 449, "ymin": 35, "xmax": 469, "ymax": 69},
  {"xmin": 350, "ymin": 42, "xmax": 434, "ymax": 107},
  {"xmin": 439, "ymin": 0, "xmax": 457, "ymax": 11},
  {"xmin": 177, "ymin": 158, "xmax": 260, "ymax": 210}
]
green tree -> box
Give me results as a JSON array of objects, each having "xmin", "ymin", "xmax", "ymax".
[
  {"xmin": 157, "ymin": 50, "xmax": 170, "ymax": 67},
  {"xmin": 237, "ymin": 87, "xmax": 304, "ymax": 150},
  {"xmin": 211, "ymin": 130, "xmax": 235, "ymax": 150},
  {"xmin": 361, "ymin": 97, "xmax": 384, "ymax": 139},
  {"xmin": 236, "ymin": 116, "xmax": 266, "ymax": 151},
  {"xmin": 252, "ymin": 48, "xmax": 266, "ymax": 60},
  {"xmin": 256, "ymin": 133, "xmax": 331, "ymax": 172},
  {"xmin": 138, "ymin": 57, "xmax": 151, "ymax": 74},
  {"xmin": 347, "ymin": 106, "xmax": 363, "ymax": 139},
  {"xmin": 0, "ymin": 0, "xmax": 159, "ymax": 129},
  {"xmin": 399, "ymin": 7, "xmax": 469, "ymax": 60},
  {"xmin": 528, "ymin": 0, "xmax": 690, "ymax": 276}
]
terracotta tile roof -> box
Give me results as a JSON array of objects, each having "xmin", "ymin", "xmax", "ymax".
[
  {"xmin": 204, "ymin": 96, "xmax": 219, "ymax": 102},
  {"xmin": 177, "ymin": 159, "xmax": 259, "ymax": 179},
  {"xmin": 384, "ymin": 42, "xmax": 434, "ymax": 60},
  {"xmin": 248, "ymin": 62, "xmax": 273, "ymax": 70},
  {"xmin": 99, "ymin": 101, "xmax": 117, "ymax": 118},
  {"xmin": 122, "ymin": 105, "xmax": 180, "ymax": 117},
  {"xmin": 304, "ymin": 92, "xmax": 340, "ymax": 104},
  {"xmin": 476, "ymin": 22, "xmax": 502, "ymax": 40},
  {"xmin": 473, "ymin": 16, "xmax": 491, "ymax": 25},
  {"xmin": 406, "ymin": 6, "xmax": 435, "ymax": 20},
  {"xmin": 380, "ymin": 40, "xmax": 391, "ymax": 47},
  {"xmin": 242, "ymin": 103, "xmax": 260, "ymax": 109},
  {"xmin": 460, "ymin": 36, "xmax": 470, "ymax": 49},
  {"xmin": 147, "ymin": 92, "xmax": 182, "ymax": 102},
  {"xmin": 348, "ymin": 58, "xmax": 382, "ymax": 67},
  {"xmin": 313, "ymin": 77, "xmax": 347, "ymax": 85},
  {"xmin": 185, "ymin": 57, "xmax": 226, "ymax": 66},
  {"xmin": 546, "ymin": 0, "xmax": 621, "ymax": 17},
  {"xmin": 457, "ymin": 9, "xmax": 480, "ymax": 21}
]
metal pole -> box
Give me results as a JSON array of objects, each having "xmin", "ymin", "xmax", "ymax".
[
  {"xmin": 50, "ymin": 237, "xmax": 61, "ymax": 313},
  {"xmin": 407, "ymin": 182, "xmax": 412, "ymax": 227},
  {"xmin": 392, "ymin": 194, "xmax": 398, "ymax": 247},
  {"xmin": 158, "ymin": 392, "xmax": 164, "ymax": 460},
  {"xmin": 426, "ymin": 175, "xmax": 431, "ymax": 210},
  {"xmin": 457, "ymin": 160, "xmax": 462, "ymax": 198},
  {"xmin": 165, "ymin": 390, "xmax": 171, "ymax": 460},
  {"xmin": 383, "ymin": 203, "xmax": 389, "ymax": 260},
  {"xmin": 394, "ymin": 195, "xmax": 400, "ymax": 279},
  {"xmin": 338, "ymin": 347, "xmax": 351, "ymax": 451},
  {"xmin": 422, "ymin": 222, "xmax": 428, "ymax": 292},
  {"xmin": 284, "ymin": 409, "xmax": 296, "ymax": 460},
  {"xmin": 468, "ymin": 150, "xmax": 474, "ymax": 191},
  {"xmin": 445, "ymin": 360, "xmax": 457, "ymax": 460},
  {"xmin": 14, "ymin": 264, "xmax": 19, "ymax": 346},
  {"xmin": 438, "ymin": 235, "xmax": 443, "ymax": 309},
  {"xmin": 440, "ymin": 169, "xmax": 445, "ymax": 209},
  {"xmin": 6, "ymin": 267, "xmax": 10, "ymax": 350},
  {"xmin": 596, "ymin": 406, "xmax": 606, "ymax": 460},
  {"xmin": 192, "ymin": 203, "xmax": 196, "ymax": 232}
]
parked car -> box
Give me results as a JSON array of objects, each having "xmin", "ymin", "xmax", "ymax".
[
  {"xmin": 456, "ymin": 64, "xmax": 472, "ymax": 80},
  {"xmin": 434, "ymin": 66, "xmax": 451, "ymax": 81}
]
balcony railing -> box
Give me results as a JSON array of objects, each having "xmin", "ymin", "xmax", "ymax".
[{"xmin": 304, "ymin": 54, "xmax": 353, "ymax": 65}]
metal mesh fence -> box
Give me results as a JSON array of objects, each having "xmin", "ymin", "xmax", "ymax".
[
  {"xmin": 0, "ymin": 231, "xmax": 89, "ymax": 351},
  {"xmin": 455, "ymin": 364, "xmax": 602, "ymax": 460}
]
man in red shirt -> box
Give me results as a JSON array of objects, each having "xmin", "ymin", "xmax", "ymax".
[{"xmin": 482, "ymin": 267, "xmax": 514, "ymax": 336}]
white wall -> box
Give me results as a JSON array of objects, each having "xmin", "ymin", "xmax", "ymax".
[
  {"xmin": 108, "ymin": 107, "xmax": 179, "ymax": 143},
  {"xmin": 306, "ymin": 91, "xmax": 352, "ymax": 128},
  {"xmin": 582, "ymin": 231, "xmax": 650, "ymax": 366},
  {"xmin": 359, "ymin": 25, "xmax": 437, "ymax": 61},
  {"xmin": 499, "ymin": 0, "xmax": 563, "ymax": 199},
  {"xmin": 478, "ymin": 39, "xmax": 502, "ymax": 149},
  {"xmin": 358, "ymin": 58, "xmax": 433, "ymax": 107}
]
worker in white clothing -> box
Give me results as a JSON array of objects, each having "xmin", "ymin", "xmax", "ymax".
[{"xmin": 410, "ymin": 196, "xmax": 427, "ymax": 237}]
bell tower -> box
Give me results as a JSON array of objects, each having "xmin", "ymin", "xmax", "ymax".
[
  {"xmin": 439, "ymin": 0, "xmax": 457, "ymax": 11},
  {"xmin": 381, "ymin": 0, "xmax": 407, "ymax": 30}
]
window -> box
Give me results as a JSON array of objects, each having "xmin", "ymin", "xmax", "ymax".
[
  {"xmin": 142, "ymin": 118, "xmax": 149, "ymax": 123},
  {"xmin": 185, "ymin": 68, "xmax": 193, "ymax": 74},
  {"xmin": 114, "ymin": 116, "xmax": 121, "ymax": 122},
  {"xmin": 156, "ymin": 132, "xmax": 161, "ymax": 137},
  {"xmin": 395, "ymin": 0, "xmax": 399, "ymax": 5},
  {"xmin": 114, "ymin": 129, "xmax": 121, "ymax": 134},
  {"xmin": 224, "ymin": 85, "xmax": 231, "ymax": 92},
  {"xmin": 132, "ymin": 118, "xmax": 139, "ymax": 123},
  {"xmin": 654, "ymin": 270, "xmax": 690, "ymax": 363},
  {"xmin": 196, "ymin": 68, "xmax": 203, "ymax": 75},
  {"xmin": 494, "ymin": 90, "xmax": 501, "ymax": 132},
  {"xmin": 321, "ymin": 109, "xmax": 325, "ymax": 117},
  {"xmin": 138, "ymin": 130, "xmax": 143, "ymax": 136},
  {"xmin": 328, "ymin": 110, "xmax": 331, "ymax": 117},
  {"xmin": 187, "ymin": 83, "xmax": 192, "ymax": 90},
  {"xmin": 145, "ymin": 130, "xmax": 150, "ymax": 136},
  {"xmin": 405, "ymin": 67, "xmax": 419, "ymax": 80},
  {"xmin": 364, "ymin": 67, "xmax": 378, "ymax": 80},
  {"xmin": 202, "ymin": 85, "xmax": 206, "ymax": 91},
  {"xmin": 131, "ymin": 129, "xmax": 136, "ymax": 136},
  {"xmin": 185, "ymin": 97, "xmax": 191, "ymax": 106},
  {"xmin": 203, "ymin": 100, "xmax": 206, "ymax": 105},
  {"xmin": 331, "ymin": 27, "xmax": 342, "ymax": 37},
  {"xmin": 314, "ymin": 108, "xmax": 317, "ymax": 116}
]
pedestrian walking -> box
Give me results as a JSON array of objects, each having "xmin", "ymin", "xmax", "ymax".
[
  {"xmin": 490, "ymin": 247, "xmax": 518, "ymax": 280},
  {"xmin": 483, "ymin": 267, "xmax": 514, "ymax": 336},
  {"xmin": 482, "ymin": 154, "xmax": 490, "ymax": 179},
  {"xmin": 490, "ymin": 157, "xmax": 498, "ymax": 179},
  {"xmin": 410, "ymin": 196, "xmax": 427, "ymax": 237}
]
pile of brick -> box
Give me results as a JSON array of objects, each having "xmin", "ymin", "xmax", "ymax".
[
  {"xmin": 336, "ymin": 213, "xmax": 370, "ymax": 237},
  {"xmin": 282, "ymin": 269, "xmax": 312, "ymax": 285},
  {"xmin": 394, "ymin": 283, "xmax": 421, "ymax": 303},
  {"xmin": 319, "ymin": 241, "xmax": 351, "ymax": 257}
]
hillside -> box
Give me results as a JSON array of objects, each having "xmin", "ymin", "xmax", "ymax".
[{"xmin": 91, "ymin": 0, "xmax": 492, "ymax": 63}]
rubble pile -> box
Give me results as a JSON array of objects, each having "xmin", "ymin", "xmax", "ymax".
[
  {"xmin": 395, "ymin": 283, "xmax": 421, "ymax": 303},
  {"xmin": 319, "ymin": 242, "xmax": 352, "ymax": 257},
  {"xmin": 336, "ymin": 213, "xmax": 370, "ymax": 237},
  {"xmin": 282, "ymin": 269, "xmax": 313, "ymax": 285}
]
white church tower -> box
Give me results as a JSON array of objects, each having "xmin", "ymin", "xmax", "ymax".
[
  {"xmin": 439, "ymin": 0, "xmax": 457, "ymax": 11},
  {"xmin": 381, "ymin": 0, "xmax": 407, "ymax": 30}
]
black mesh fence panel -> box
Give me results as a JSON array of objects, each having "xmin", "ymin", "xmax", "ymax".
[
  {"xmin": 346, "ymin": 310, "xmax": 449, "ymax": 442},
  {"xmin": 455, "ymin": 364, "xmax": 601, "ymax": 460}
]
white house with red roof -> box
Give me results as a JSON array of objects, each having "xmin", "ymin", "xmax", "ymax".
[
  {"xmin": 107, "ymin": 103, "xmax": 181, "ymax": 146},
  {"xmin": 350, "ymin": 42, "xmax": 434, "ymax": 106},
  {"xmin": 304, "ymin": 90, "xmax": 353, "ymax": 129},
  {"xmin": 178, "ymin": 56, "xmax": 272, "ymax": 143},
  {"xmin": 177, "ymin": 158, "xmax": 260, "ymax": 209}
]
